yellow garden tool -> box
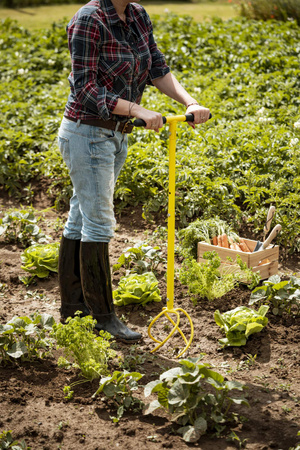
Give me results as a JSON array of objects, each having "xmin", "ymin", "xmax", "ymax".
[{"xmin": 133, "ymin": 113, "xmax": 209, "ymax": 357}]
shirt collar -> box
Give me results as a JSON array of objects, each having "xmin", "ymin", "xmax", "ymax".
[{"xmin": 100, "ymin": 0, "xmax": 135, "ymax": 25}]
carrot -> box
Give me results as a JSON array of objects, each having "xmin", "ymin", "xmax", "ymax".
[
  {"xmin": 228, "ymin": 236, "xmax": 235, "ymax": 249},
  {"xmin": 228, "ymin": 236, "xmax": 234, "ymax": 246},
  {"xmin": 231, "ymin": 242, "xmax": 242, "ymax": 251},
  {"xmin": 239, "ymin": 238, "xmax": 251, "ymax": 252},
  {"xmin": 221, "ymin": 233, "xmax": 229, "ymax": 248},
  {"xmin": 217, "ymin": 235, "xmax": 222, "ymax": 247},
  {"xmin": 212, "ymin": 236, "xmax": 218, "ymax": 246}
]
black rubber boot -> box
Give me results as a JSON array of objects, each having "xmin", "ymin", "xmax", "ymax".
[
  {"xmin": 80, "ymin": 242, "xmax": 142, "ymax": 342},
  {"xmin": 58, "ymin": 235, "xmax": 90, "ymax": 322}
]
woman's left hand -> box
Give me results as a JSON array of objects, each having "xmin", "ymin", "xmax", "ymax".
[{"xmin": 186, "ymin": 104, "xmax": 210, "ymax": 128}]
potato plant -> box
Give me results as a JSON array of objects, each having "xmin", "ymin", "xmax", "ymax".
[
  {"xmin": 249, "ymin": 274, "xmax": 300, "ymax": 316},
  {"xmin": 144, "ymin": 356, "xmax": 249, "ymax": 443},
  {"xmin": 0, "ymin": 313, "xmax": 55, "ymax": 364},
  {"xmin": 1, "ymin": 17, "xmax": 300, "ymax": 252},
  {"xmin": 0, "ymin": 208, "xmax": 48, "ymax": 248}
]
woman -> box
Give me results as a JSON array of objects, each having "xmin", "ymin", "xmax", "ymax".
[{"xmin": 58, "ymin": 0, "xmax": 210, "ymax": 342}]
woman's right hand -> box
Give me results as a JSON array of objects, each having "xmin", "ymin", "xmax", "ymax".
[{"xmin": 131, "ymin": 105, "xmax": 163, "ymax": 132}]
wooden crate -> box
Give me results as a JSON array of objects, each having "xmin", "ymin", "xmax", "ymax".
[{"xmin": 197, "ymin": 238, "xmax": 279, "ymax": 280}]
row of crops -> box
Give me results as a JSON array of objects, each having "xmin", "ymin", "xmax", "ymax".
[
  {"xmin": 1, "ymin": 15, "xmax": 300, "ymax": 253},
  {"xmin": 0, "ymin": 12, "xmax": 300, "ymax": 448}
]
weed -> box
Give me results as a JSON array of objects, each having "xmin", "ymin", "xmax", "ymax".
[
  {"xmin": 93, "ymin": 371, "xmax": 144, "ymax": 422},
  {"xmin": 63, "ymin": 386, "xmax": 74, "ymax": 401},
  {"xmin": 227, "ymin": 430, "xmax": 248, "ymax": 448},
  {"xmin": 118, "ymin": 345, "xmax": 146, "ymax": 371},
  {"xmin": 0, "ymin": 430, "xmax": 29, "ymax": 449},
  {"xmin": 113, "ymin": 241, "xmax": 166, "ymax": 275},
  {"xmin": 282, "ymin": 406, "xmax": 292, "ymax": 414}
]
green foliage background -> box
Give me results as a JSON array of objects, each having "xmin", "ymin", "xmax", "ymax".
[{"xmin": 0, "ymin": 15, "xmax": 300, "ymax": 252}]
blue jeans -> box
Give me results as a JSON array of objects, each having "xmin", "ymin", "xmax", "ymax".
[{"xmin": 58, "ymin": 117, "xmax": 128, "ymax": 242}]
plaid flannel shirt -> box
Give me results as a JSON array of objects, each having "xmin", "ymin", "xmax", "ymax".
[{"xmin": 64, "ymin": 0, "xmax": 170, "ymax": 121}]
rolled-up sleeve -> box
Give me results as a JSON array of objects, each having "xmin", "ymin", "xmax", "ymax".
[{"xmin": 68, "ymin": 15, "xmax": 119, "ymax": 119}]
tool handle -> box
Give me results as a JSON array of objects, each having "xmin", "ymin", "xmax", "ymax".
[
  {"xmin": 263, "ymin": 224, "xmax": 281, "ymax": 249},
  {"xmin": 263, "ymin": 205, "xmax": 275, "ymax": 236},
  {"xmin": 132, "ymin": 113, "xmax": 212, "ymax": 128},
  {"xmin": 132, "ymin": 117, "xmax": 166, "ymax": 127}
]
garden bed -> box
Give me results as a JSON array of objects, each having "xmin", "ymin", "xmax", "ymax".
[{"xmin": 0, "ymin": 193, "xmax": 299, "ymax": 450}]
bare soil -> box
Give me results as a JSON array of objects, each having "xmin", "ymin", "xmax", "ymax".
[{"xmin": 0, "ymin": 191, "xmax": 299, "ymax": 450}]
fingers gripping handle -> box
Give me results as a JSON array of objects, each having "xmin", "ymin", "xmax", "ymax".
[
  {"xmin": 185, "ymin": 112, "xmax": 213, "ymax": 122},
  {"xmin": 132, "ymin": 113, "xmax": 212, "ymax": 128},
  {"xmin": 133, "ymin": 117, "xmax": 167, "ymax": 127}
]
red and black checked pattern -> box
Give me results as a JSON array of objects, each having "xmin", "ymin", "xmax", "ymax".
[{"xmin": 64, "ymin": 0, "xmax": 170, "ymax": 122}]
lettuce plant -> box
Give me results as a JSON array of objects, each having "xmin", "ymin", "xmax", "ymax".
[
  {"xmin": 20, "ymin": 242, "xmax": 59, "ymax": 280},
  {"xmin": 113, "ymin": 272, "xmax": 161, "ymax": 306},
  {"xmin": 214, "ymin": 305, "xmax": 269, "ymax": 348}
]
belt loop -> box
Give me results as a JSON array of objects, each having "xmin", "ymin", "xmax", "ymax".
[
  {"xmin": 76, "ymin": 119, "xmax": 81, "ymax": 128},
  {"xmin": 115, "ymin": 121, "xmax": 120, "ymax": 132}
]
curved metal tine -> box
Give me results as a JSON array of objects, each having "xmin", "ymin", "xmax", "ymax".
[
  {"xmin": 148, "ymin": 309, "xmax": 170, "ymax": 344},
  {"xmin": 149, "ymin": 310, "xmax": 181, "ymax": 352},
  {"xmin": 164, "ymin": 311, "xmax": 189, "ymax": 346},
  {"xmin": 148, "ymin": 308, "xmax": 194, "ymax": 357},
  {"xmin": 175, "ymin": 309, "xmax": 194, "ymax": 358}
]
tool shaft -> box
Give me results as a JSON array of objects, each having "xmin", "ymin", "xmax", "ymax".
[{"xmin": 166, "ymin": 120, "xmax": 177, "ymax": 310}]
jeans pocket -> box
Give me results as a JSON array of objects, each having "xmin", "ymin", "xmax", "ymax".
[
  {"xmin": 58, "ymin": 136, "xmax": 71, "ymax": 168},
  {"xmin": 89, "ymin": 131, "xmax": 115, "ymax": 160}
]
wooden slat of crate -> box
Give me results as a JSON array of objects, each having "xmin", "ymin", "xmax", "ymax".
[
  {"xmin": 198, "ymin": 242, "xmax": 250, "ymax": 264},
  {"xmin": 249, "ymin": 247, "xmax": 279, "ymax": 267},
  {"xmin": 197, "ymin": 238, "xmax": 279, "ymax": 280},
  {"xmin": 252, "ymin": 260, "xmax": 278, "ymax": 279}
]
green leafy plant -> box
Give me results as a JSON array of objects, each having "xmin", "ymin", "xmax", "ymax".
[
  {"xmin": 0, "ymin": 313, "xmax": 55, "ymax": 364},
  {"xmin": 118, "ymin": 345, "xmax": 146, "ymax": 371},
  {"xmin": 178, "ymin": 217, "xmax": 239, "ymax": 259},
  {"xmin": 227, "ymin": 430, "xmax": 247, "ymax": 449},
  {"xmin": 0, "ymin": 208, "xmax": 48, "ymax": 248},
  {"xmin": 113, "ymin": 272, "xmax": 161, "ymax": 307},
  {"xmin": 113, "ymin": 241, "xmax": 165, "ymax": 275},
  {"xmin": 63, "ymin": 385, "xmax": 74, "ymax": 401},
  {"xmin": 249, "ymin": 274, "xmax": 300, "ymax": 316},
  {"xmin": 214, "ymin": 305, "xmax": 269, "ymax": 348},
  {"xmin": 1, "ymin": 18, "xmax": 300, "ymax": 252},
  {"xmin": 144, "ymin": 356, "xmax": 249, "ymax": 443},
  {"xmin": 20, "ymin": 242, "xmax": 59, "ymax": 281},
  {"xmin": 0, "ymin": 430, "xmax": 29, "ymax": 450},
  {"xmin": 93, "ymin": 370, "xmax": 144, "ymax": 422},
  {"xmin": 179, "ymin": 251, "xmax": 259, "ymax": 302},
  {"xmin": 52, "ymin": 313, "xmax": 115, "ymax": 381}
]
